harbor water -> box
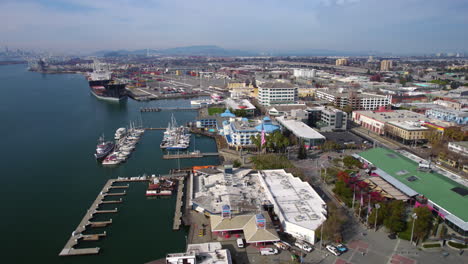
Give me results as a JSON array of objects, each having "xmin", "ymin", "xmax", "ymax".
[{"xmin": 0, "ymin": 64, "xmax": 219, "ymax": 263}]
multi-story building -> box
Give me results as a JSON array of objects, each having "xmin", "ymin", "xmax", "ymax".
[
  {"xmin": 352, "ymin": 109, "xmax": 427, "ymax": 136},
  {"xmin": 433, "ymin": 99, "xmax": 462, "ymax": 111},
  {"xmin": 307, "ymin": 106, "xmax": 348, "ymax": 132},
  {"xmin": 258, "ymin": 82, "xmax": 298, "ymax": 106},
  {"xmin": 384, "ymin": 121, "xmax": 429, "ymax": 144},
  {"xmin": 380, "ymin": 60, "xmax": 393, "ymax": 71},
  {"xmin": 426, "ymin": 108, "xmax": 468, "ymax": 125},
  {"xmin": 293, "ymin": 69, "xmax": 317, "ymax": 78},
  {"xmin": 315, "ymin": 88, "xmax": 391, "ymax": 110},
  {"xmin": 336, "ymin": 58, "xmax": 349, "ymax": 66},
  {"xmin": 222, "ymin": 117, "xmax": 280, "ymax": 148},
  {"xmin": 225, "ymin": 98, "xmax": 256, "ymax": 116},
  {"xmin": 448, "ymin": 141, "xmax": 468, "ymax": 157}
]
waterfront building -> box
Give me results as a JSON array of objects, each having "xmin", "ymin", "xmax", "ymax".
[
  {"xmin": 315, "ymin": 88, "xmax": 391, "ymax": 110},
  {"xmin": 221, "ymin": 117, "xmax": 280, "ymax": 148},
  {"xmin": 356, "ymin": 148, "xmax": 468, "ymax": 236},
  {"xmin": 166, "ymin": 242, "xmax": 232, "ymax": 264},
  {"xmin": 258, "ymin": 82, "xmax": 298, "ymax": 106},
  {"xmin": 224, "ymin": 98, "xmax": 256, "ymax": 116},
  {"xmin": 267, "ymin": 104, "xmax": 308, "ymax": 116},
  {"xmin": 190, "ymin": 167, "xmax": 326, "ymax": 245},
  {"xmin": 276, "ymin": 116, "xmax": 325, "ymax": 148},
  {"xmin": 257, "ymin": 170, "xmax": 327, "ymax": 244}
]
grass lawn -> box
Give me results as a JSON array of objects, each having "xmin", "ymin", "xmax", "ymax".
[
  {"xmin": 398, "ymin": 220, "xmax": 412, "ymax": 241},
  {"xmin": 422, "ymin": 243, "xmax": 441, "ymax": 248},
  {"xmin": 448, "ymin": 241, "xmax": 468, "ymax": 249},
  {"xmin": 208, "ymin": 107, "xmax": 225, "ymax": 116}
]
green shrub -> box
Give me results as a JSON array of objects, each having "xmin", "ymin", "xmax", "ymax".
[
  {"xmin": 448, "ymin": 241, "xmax": 468, "ymax": 249},
  {"xmin": 422, "ymin": 243, "xmax": 441, "ymax": 248}
]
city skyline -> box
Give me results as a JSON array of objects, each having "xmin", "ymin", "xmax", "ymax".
[{"xmin": 1, "ymin": 0, "xmax": 468, "ymax": 54}]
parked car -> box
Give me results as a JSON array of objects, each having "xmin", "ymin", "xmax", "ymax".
[
  {"xmin": 260, "ymin": 248, "xmax": 278, "ymax": 256},
  {"xmin": 326, "ymin": 245, "xmax": 340, "ymax": 256},
  {"xmin": 295, "ymin": 241, "xmax": 313, "ymax": 253},
  {"xmin": 335, "ymin": 244, "xmax": 348, "ymax": 253},
  {"xmin": 388, "ymin": 233, "xmax": 397, "ymax": 240},
  {"xmin": 236, "ymin": 238, "xmax": 245, "ymax": 248}
]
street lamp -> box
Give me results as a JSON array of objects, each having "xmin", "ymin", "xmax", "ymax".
[
  {"xmin": 410, "ymin": 213, "xmax": 418, "ymax": 244},
  {"xmin": 374, "ymin": 204, "xmax": 381, "ymax": 232}
]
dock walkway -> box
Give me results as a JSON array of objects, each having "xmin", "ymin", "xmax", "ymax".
[{"xmin": 173, "ymin": 178, "xmax": 185, "ymax": 230}]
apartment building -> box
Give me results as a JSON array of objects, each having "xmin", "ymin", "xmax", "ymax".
[
  {"xmin": 258, "ymin": 82, "xmax": 298, "ymax": 106},
  {"xmin": 336, "ymin": 58, "xmax": 349, "ymax": 66},
  {"xmin": 307, "ymin": 106, "xmax": 348, "ymax": 132},
  {"xmin": 380, "ymin": 60, "xmax": 393, "ymax": 71},
  {"xmin": 315, "ymin": 88, "xmax": 391, "ymax": 110}
]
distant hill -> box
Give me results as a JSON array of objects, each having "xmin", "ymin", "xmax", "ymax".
[{"xmin": 92, "ymin": 45, "xmax": 257, "ymax": 57}]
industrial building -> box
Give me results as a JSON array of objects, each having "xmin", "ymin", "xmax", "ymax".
[
  {"xmin": 258, "ymin": 82, "xmax": 298, "ymax": 106},
  {"xmin": 315, "ymin": 88, "xmax": 391, "ymax": 110},
  {"xmin": 356, "ymin": 148, "xmax": 468, "ymax": 236},
  {"xmin": 258, "ymin": 170, "xmax": 327, "ymax": 244},
  {"xmin": 276, "ymin": 116, "xmax": 326, "ymax": 148},
  {"xmin": 189, "ymin": 168, "xmax": 327, "ymax": 245},
  {"xmin": 293, "ymin": 69, "xmax": 317, "ymax": 78}
]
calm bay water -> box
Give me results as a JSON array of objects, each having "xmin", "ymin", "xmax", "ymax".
[{"xmin": 0, "ymin": 64, "xmax": 219, "ymax": 263}]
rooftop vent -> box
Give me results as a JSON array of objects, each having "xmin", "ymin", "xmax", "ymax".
[
  {"xmin": 451, "ymin": 187, "xmax": 468, "ymax": 196},
  {"xmin": 386, "ymin": 153, "xmax": 398, "ymax": 159},
  {"xmin": 396, "ymin": 170, "xmax": 409, "ymax": 176},
  {"xmin": 406, "ymin": 176, "xmax": 419, "ymax": 182}
]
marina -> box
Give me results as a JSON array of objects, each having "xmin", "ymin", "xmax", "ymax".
[
  {"xmin": 140, "ymin": 106, "xmax": 200, "ymax": 112},
  {"xmin": 101, "ymin": 125, "xmax": 145, "ymax": 166},
  {"xmin": 162, "ymin": 151, "xmax": 219, "ymax": 159}
]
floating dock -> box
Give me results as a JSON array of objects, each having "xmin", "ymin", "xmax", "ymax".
[
  {"xmin": 163, "ymin": 152, "xmax": 219, "ymax": 160},
  {"xmin": 173, "ymin": 178, "xmax": 185, "ymax": 230}
]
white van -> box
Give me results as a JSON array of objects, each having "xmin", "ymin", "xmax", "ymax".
[
  {"xmin": 236, "ymin": 238, "xmax": 245, "ymax": 248},
  {"xmin": 260, "ymin": 248, "xmax": 278, "ymax": 256}
]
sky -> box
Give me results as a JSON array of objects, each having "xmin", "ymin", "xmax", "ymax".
[{"xmin": 1, "ymin": 0, "xmax": 468, "ymax": 54}]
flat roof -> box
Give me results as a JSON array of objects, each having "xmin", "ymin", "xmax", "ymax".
[
  {"xmin": 387, "ymin": 121, "xmax": 428, "ymax": 131},
  {"xmin": 259, "ymin": 170, "xmax": 326, "ymax": 231},
  {"xmin": 354, "ymin": 110, "xmax": 427, "ymax": 123},
  {"xmin": 276, "ymin": 116, "xmax": 325, "ymax": 140},
  {"xmin": 225, "ymin": 98, "xmax": 256, "ymax": 111},
  {"xmin": 358, "ymin": 148, "xmax": 468, "ymax": 222}
]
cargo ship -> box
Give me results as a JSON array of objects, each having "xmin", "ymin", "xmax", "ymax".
[{"xmin": 88, "ymin": 63, "xmax": 127, "ymax": 102}]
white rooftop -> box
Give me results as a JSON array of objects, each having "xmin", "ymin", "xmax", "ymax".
[
  {"xmin": 276, "ymin": 116, "xmax": 325, "ymax": 140},
  {"xmin": 387, "ymin": 121, "xmax": 429, "ymax": 131},
  {"xmin": 258, "ymin": 170, "xmax": 327, "ymax": 231},
  {"xmin": 225, "ymin": 98, "xmax": 256, "ymax": 111},
  {"xmin": 166, "ymin": 242, "xmax": 231, "ymax": 264}
]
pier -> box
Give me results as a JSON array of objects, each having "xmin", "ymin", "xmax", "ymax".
[
  {"xmin": 140, "ymin": 107, "xmax": 200, "ymax": 112},
  {"xmin": 59, "ymin": 179, "xmax": 117, "ymax": 256},
  {"xmin": 60, "ymin": 175, "xmax": 185, "ymax": 257},
  {"xmin": 162, "ymin": 152, "xmax": 219, "ymax": 160},
  {"xmin": 173, "ymin": 178, "xmax": 185, "ymax": 230}
]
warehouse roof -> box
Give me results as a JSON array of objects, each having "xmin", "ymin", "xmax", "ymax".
[
  {"xmin": 358, "ymin": 148, "xmax": 468, "ymax": 222},
  {"xmin": 276, "ymin": 116, "xmax": 325, "ymax": 140}
]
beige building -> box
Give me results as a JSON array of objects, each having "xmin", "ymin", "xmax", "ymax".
[
  {"xmin": 298, "ymin": 87, "xmax": 316, "ymax": 97},
  {"xmin": 380, "ymin": 60, "xmax": 393, "ymax": 71},
  {"xmin": 384, "ymin": 121, "xmax": 429, "ymax": 144},
  {"xmin": 336, "ymin": 58, "xmax": 349, "ymax": 66}
]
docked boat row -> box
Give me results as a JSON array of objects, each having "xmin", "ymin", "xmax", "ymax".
[
  {"xmin": 160, "ymin": 114, "xmax": 191, "ymax": 150},
  {"xmin": 96, "ymin": 124, "xmax": 145, "ymax": 166}
]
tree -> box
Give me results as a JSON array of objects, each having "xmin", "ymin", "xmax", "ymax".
[
  {"xmin": 333, "ymin": 180, "xmax": 353, "ymax": 206},
  {"xmin": 399, "ymin": 77, "xmax": 407, "ymax": 86},
  {"xmin": 413, "ymin": 207, "xmax": 433, "ymax": 242},
  {"xmin": 233, "ymin": 160, "xmax": 242, "ymax": 168},
  {"xmin": 266, "ymin": 131, "xmax": 290, "ymax": 153},
  {"xmin": 320, "ymin": 202, "xmax": 348, "ymax": 243},
  {"xmin": 321, "ymin": 140, "xmax": 340, "ymax": 152},
  {"xmin": 233, "ymin": 109, "xmax": 248, "ymax": 117},
  {"xmin": 343, "ymin": 156, "xmax": 362, "ymax": 168},
  {"xmin": 250, "ymin": 134, "xmax": 261, "ymax": 152},
  {"xmin": 342, "ymin": 105, "xmax": 353, "ymax": 114},
  {"xmin": 383, "ymin": 200, "xmax": 407, "ymax": 233},
  {"xmin": 368, "ymin": 203, "xmax": 386, "ymax": 228},
  {"xmin": 297, "ymin": 140, "xmax": 307, "ymax": 159}
]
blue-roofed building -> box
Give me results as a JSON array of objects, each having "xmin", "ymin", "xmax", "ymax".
[
  {"xmin": 221, "ymin": 109, "xmax": 236, "ymax": 118},
  {"xmin": 222, "ymin": 117, "xmax": 280, "ymax": 149},
  {"xmin": 426, "ymin": 108, "xmax": 468, "ymax": 125}
]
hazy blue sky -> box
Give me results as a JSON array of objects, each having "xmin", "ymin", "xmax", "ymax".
[{"xmin": 2, "ymin": 0, "xmax": 467, "ymax": 54}]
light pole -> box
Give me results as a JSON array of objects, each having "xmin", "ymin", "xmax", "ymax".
[
  {"xmin": 410, "ymin": 213, "xmax": 418, "ymax": 244},
  {"xmin": 374, "ymin": 204, "xmax": 380, "ymax": 231},
  {"xmin": 320, "ymin": 223, "xmax": 324, "ymax": 250}
]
